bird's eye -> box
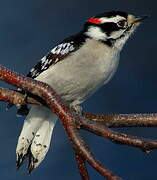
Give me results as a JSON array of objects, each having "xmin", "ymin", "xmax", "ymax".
[{"xmin": 117, "ymin": 20, "xmax": 127, "ymax": 28}]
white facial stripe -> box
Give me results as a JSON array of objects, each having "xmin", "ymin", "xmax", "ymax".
[
  {"xmin": 99, "ymin": 15, "xmax": 126, "ymax": 24},
  {"xmin": 85, "ymin": 26, "xmax": 107, "ymax": 40}
]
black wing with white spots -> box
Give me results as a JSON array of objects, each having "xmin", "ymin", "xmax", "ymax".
[
  {"xmin": 27, "ymin": 41, "xmax": 75, "ymax": 79},
  {"xmin": 11, "ymin": 32, "xmax": 86, "ymax": 116},
  {"xmin": 27, "ymin": 32, "xmax": 86, "ymax": 79}
]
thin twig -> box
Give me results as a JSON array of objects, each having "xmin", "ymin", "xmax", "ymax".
[
  {"xmin": 79, "ymin": 118, "xmax": 157, "ymax": 153},
  {"xmin": 75, "ymin": 153, "xmax": 90, "ymax": 180},
  {"xmin": 84, "ymin": 113, "xmax": 157, "ymax": 127}
]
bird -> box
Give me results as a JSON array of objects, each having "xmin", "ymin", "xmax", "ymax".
[{"xmin": 13, "ymin": 11, "xmax": 147, "ymax": 173}]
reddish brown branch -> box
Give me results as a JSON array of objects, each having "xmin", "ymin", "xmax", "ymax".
[
  {"xmin": 75, "ymin": 153, "xmax": 90, "ymax": 180},
  {"xmin": 0, "ymin": 66, "xmax": 122, "ymax": 180},
  {"xmin": 2, "ymin": 87, "xmax": 157, "ymax": 129},
  {"xmin": 1, "ymin": 86, "xmax": 157, "ymax": 152},
  {"xmin": 84, "ymin": 113, "xmax": 157, "ymax": 127},
  {"xmin": 78, "ymin": 118, "xmax": 157, "ymax": 152},
  {"xmin": 1, "ymin": 66, "xmax": 157, "ymax": 179},
  {"xmin": 0, "ymin": 87, "xmax": 42, "ymax": 106},
  {"xmin": 2, "ymin": 86, "xmax": 157, "ymax": 153}
]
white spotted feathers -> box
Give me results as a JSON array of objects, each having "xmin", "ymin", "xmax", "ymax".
[
  {"xmin": 27, "ymin": 42, "xmax": 75, "ymax": 79},
  {"xmin": 51, "ymin": 42, "xmax": 75, "ymax": 54}
]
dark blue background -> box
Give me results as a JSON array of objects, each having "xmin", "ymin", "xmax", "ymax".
[{"xmin": 0, "ymin": 0, "xmax": 157, "ymax": 179}]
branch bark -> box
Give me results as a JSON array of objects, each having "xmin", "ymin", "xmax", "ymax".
[
  {"xmin": 2, "ymin": 87, "xmax": 157, "ymax": 128},
  {"xmin": 75, "ymin": 153, "xmax": 90, "ymax": 180},
  {"xmin": 0, "ymin": 66, "xmax": 157, "ymax": 180},
  {"xmin": 83, "ymin": 113, "xmax": 157, "ymax": 127}
]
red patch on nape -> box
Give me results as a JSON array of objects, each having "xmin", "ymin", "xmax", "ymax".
[{"xmin": 87, "ymin": 18, "xmax": 102, "ymax": 24}]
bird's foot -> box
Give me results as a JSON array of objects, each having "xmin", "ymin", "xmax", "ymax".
[{"xmin": 70, "ymin": 104, "xmax": 83, "ymax": 115}]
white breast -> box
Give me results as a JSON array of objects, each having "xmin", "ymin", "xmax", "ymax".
[{"xmin": 36, "ymin": 39, "xmax": 120, "ymax": 105}]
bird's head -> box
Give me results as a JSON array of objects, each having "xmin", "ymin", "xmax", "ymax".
[{"xmin": 84, "ymin": 11, "xmax": 148, "ymax": 48}]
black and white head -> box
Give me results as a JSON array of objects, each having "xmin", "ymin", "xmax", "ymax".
[{"xmin": 84, "ymin": 11, "xmax": 148, "ymax": 49}]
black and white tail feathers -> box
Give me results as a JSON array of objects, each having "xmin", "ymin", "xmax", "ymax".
[{"xmin": 16, "ymin": 106, "xmax": 57, "ymax": 173}]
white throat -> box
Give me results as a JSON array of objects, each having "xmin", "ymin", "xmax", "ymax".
[
  {"xmin": 113, "ymin": 25, "xmax": 138, "ymax": 50},
  {"xmin": 113, "ymin": 33, "xmax": 130, "ymax": 50}
]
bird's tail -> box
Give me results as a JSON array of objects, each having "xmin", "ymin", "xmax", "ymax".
[{"xmin": 16, "ymin": 106, "xmax": 57, "ymax": 173}]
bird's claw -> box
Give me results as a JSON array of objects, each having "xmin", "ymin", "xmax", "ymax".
[
  {"xmin": 6, "ymin": 102, "xmax": 14, "ymax": 111},
  {"xmin": 70, "ymin": 104, "xmax": 83, "ymax": 115}
]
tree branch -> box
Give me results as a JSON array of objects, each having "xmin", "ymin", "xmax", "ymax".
[
  {"xmin": 0, "ymin": 87, "xmax": 42, "ymax": 107},
  {"xmin": 2, "ymin": 86, "xmax": 157, "ymax": 153},
  {"xmin": 83, "ymin": 113, "xmax": 157, "ymax": 127},
  {"xmin": 1, "ymin": 87, "xmax": 157, "ymax": 129},
  {"xmin": 1, "ymin": 66, "xmax": 157, "ymax": 179},
  {"xmin": 75, "ymin": 153, "xmax": 90, "ymax": 180},
  {"xmin": 78, "ymin": 118, "xmax": 157, "ymax": 153}
]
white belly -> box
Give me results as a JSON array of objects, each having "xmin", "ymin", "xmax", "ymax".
[{"xmin": 36, "ymin": 39, "xmax": 120, "ymax": 105}]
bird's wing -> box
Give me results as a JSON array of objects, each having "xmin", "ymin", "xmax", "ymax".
[
  {"xmin": 27, "ymin": 41, "xmax": 76, "ymax": 79},
  {"xmin": 27, "ymin": 32, "xmax": 85, "ymax": 79}
]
